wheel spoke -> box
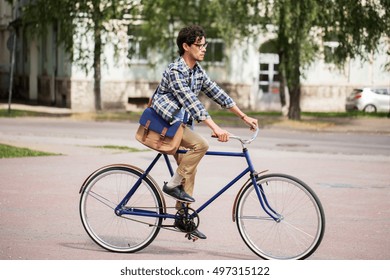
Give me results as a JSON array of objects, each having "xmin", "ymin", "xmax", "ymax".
[
  {"xmin": 79, "ymin": 166, "xmax": 163, "ymax": 253},
  {"xmin": 236, "ymin": 174, "xmax": 325, "ymax": 260},
  {"xmin": 88, "ymin": 190, "xmax": 117, "ymax": 210}
]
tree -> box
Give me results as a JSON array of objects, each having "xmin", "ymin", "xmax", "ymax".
[
  {"xmin": 258, "ymin": 0, "xmax": 388, "ymax": 119},
  {"xmin": 270, "ymin": 0, "xmax": 323, "ymax": 120},
  {"xmin": 14, "ymin": 0, "xmax": 389, "ymax": 116},
  {"xmin": 140, "ymin": 0, "xmax": 217, "ymax": 60},
  {"xmin": 140, "ymin": 0, "xmax": 389, "ymax": 120},
  {"xmin": 17, "ymin": 0, "xmax": 140, "ymax": 111}
]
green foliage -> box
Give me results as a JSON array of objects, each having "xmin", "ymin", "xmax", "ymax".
[
  {"xmin": 256, "ymin": 0, "xmax": 389, "ymax": 119},
  {"xmin": 139, "ymin": 0, "xmax": 388, "ymax": 120},
  {"xmin": 139, "ymin": 0, "xmax": 264, "ymax": 59},
  {"xmin": 20, "ymin": 0, "xmax": 141, "ymax": 71},
  {"xmin": 140, "ymin": 0, "xmax": 214, "ymax": 60},
  {"xmin": 15, "ymin": 0, "xmax": 389, "ymax": 116},
  {"xmin": 318, "ymin": 0, "xmax": 387, "ymax": 66},
  {"xmin": 0, "ymin": 109, "xmax": 45, "ymax": 117}
]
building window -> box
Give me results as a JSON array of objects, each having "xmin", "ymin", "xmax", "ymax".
[
  {"xmin": 127, "ymin": 25, "xmax": 148, "ymax": 64},
  {"xmin": 323, "ymin": 41, "xmax": 340, "ymax": 64},
  {"xmin": 259, "ymin": 53, "xmax": 280, "ymax": 94},
  {"xmin": 128, "ymin": 36, "xmax": 148, "ymax": 63},
  {"xmin": 204, "ymin": 38, "xmax": 224, "ymax": 64}
]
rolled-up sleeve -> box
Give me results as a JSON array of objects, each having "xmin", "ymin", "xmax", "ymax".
[{"xmin": 201, "ymin": 73, "xmax": 236, "ymax": 109}]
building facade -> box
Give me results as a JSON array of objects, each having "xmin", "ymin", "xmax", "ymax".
[{"xmin": 1, "ymin": 0, "xmax": 389, "ymax": 113}]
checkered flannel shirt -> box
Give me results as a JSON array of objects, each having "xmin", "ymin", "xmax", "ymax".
[{"xmin": 151, "ymin": 57, "xmax": 236, "ymax": 123}]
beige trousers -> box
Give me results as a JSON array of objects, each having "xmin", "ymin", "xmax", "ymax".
[{"xmin": 173, "ymin": 126, "xmax": 209, "ymax": 208}]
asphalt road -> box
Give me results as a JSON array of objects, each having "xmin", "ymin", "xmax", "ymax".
[{"xmin": 0, "ymin": 116, "xmax": 389, "ymax": 260}]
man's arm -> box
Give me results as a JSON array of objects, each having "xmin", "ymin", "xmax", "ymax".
[
  {"xmin": 228, "ymin": 105, "xmax": 258, "ymax": 130},
  {"xmin": 203, "ymin": 106, "xmax": 258, "ymax": 142},
  {"xmin": 203, "ymin": 118, "xmax": 230, "ymax": 142}
]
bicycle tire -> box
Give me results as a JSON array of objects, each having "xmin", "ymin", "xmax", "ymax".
[
  {"xmin": 235, "ymin": 173, "xmax": 325, "ymax": 260},
  {"xmin": 79, "ymin": 165, "xmax": 163, "ymax": 253}
]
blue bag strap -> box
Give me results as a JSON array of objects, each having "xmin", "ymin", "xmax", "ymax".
[
  {"xmin": 147, "ymin": 88, "xmax": 158, "ymax": 108},
  {"xmin": 150, "ymin": 70, "xmax": 194, "ymax": 125},
  {"xmin": 183, "ymin": 111, "xmax": 189, "ymax": 124},
  {"xmin": 182, "ymin": 70, "xmax": 196, "ymax": 125}
]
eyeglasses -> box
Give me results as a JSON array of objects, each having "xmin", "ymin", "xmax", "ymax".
[{"xmin": 192, "ymin": 42, "xmax": 208, "ymax": 50}]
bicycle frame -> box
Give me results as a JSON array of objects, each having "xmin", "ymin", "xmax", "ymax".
[{"xmin": 115, "ymin": 146, "xmax": 282, "ymax": 222}]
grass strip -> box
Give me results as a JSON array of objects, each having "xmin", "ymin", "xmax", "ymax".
[
  {"xmin": 95, "ymin": 145, "xmax": 149, "ymax": 152},
  {"xmin": 0, "ymin": 143, "xmax": 58, "ymax": 158}
]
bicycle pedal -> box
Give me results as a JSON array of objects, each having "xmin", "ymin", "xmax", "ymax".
[{"xmin": 185, "ymin": 233, "xmax": 198, "ymax": 242}]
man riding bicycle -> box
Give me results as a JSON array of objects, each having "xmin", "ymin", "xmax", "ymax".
[{"xmin": 150, "ymin": 25, "xmax": 258, "ymax": 239}]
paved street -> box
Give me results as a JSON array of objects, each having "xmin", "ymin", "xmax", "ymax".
[{"xmin": 0, "ymin": 116, "xmax": 389, "ymax": 260}]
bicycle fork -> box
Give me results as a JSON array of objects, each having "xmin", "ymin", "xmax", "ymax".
[
  {"xmin": 244, "ymin": 148, "xmax": 282, "ymax": 222},
  {"xmin": 250, "ymin": 175, "xmax": 283, "ymax": 222}
]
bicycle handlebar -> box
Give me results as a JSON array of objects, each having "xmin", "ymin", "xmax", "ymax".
[
  {"xmin": 229, "ymin": 128, "xmax": 259, "ymax": 145},
  {"xmin": 211, "ymin": 127, "xmax": 259, "ymax": 145}
]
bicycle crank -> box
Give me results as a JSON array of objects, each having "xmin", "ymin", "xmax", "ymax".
[{"xmin": 174, "ymin": 207, "xmax": 200, "ymax": 241}]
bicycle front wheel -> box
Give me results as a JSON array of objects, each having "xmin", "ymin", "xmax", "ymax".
[
  {"xmin": 235, "ymin": 174, "xmax": 325, "ymax": 260},
  {"xmin": 79, "ymin": 165, "xmax": 163, "ymax": 253}
]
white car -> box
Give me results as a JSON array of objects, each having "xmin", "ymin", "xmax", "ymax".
[{"xmin": 345, "ymin": 87, "xmax": 390, "ymax": 113}]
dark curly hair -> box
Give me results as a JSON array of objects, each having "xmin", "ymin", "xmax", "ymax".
[{"xmin": 176, "ymin": 25, "xmax": 206, "ymax": 56}]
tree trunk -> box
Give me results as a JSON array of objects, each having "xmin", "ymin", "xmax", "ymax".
[
  {"xmin": 287, "ymin": 44, "xmax": 302, "ymax": 120},
  {"xmin": 93, "ymin": 14, "xmax": 102, "ymax": 111},
  {"xmin": 279, "ymin": 74, "xmax": 286, "ymax": 108},
  {"xmin": 278, "ymin": 52, "xmax": 287, "ymax": 108},
  {"xmin": 288, "ymin": 85, "xmax": 301, "ymax": 120},
  {"xmin": 277, "ymin": 7, "xmax": 287, "ymax": 110},
  {"xmin": 93, "ymin": 62, "xmax": 101, "ymax": 111}
]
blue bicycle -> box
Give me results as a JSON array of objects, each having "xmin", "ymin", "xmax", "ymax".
[{"xmin": 79, "ymin": 128, "xmax": 325, "ymax": 260}]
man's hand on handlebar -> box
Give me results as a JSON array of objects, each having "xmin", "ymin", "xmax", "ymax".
[
  {"xmin": 205, "ymin": 115, "xmax": 258, "ymax": 143},
  {"xmin": 242, "ymin": 115, "xmax": 258, "ymax": 131},
  {"xmin": 212, "ymin": 127, "xmax": 230, "ymax": 142}
]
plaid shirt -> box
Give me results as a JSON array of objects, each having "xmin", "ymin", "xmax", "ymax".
[{"xmin": 151, "ymin": 57, "xmax": 235, "ymax": 123}]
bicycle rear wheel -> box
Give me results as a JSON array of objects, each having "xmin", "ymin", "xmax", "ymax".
[
  {"xmin": 79, "ymin": 165, "xmax": 163, "ymax": 253},
  {"xmin": 235, "ymin": 173, "xmax": 325, "ymax": 260}
]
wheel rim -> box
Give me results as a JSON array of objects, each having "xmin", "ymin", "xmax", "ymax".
[
  {"xmin": 236, "ymin": 175, "xmax": 324, "ymax": 260},
  {"xmin": 364, "ymin": 105, "xmax": 376, "ymax": 113},
  {"xmin": 80, "ymin": 167, "xmax": 162, "ymax": 252}
]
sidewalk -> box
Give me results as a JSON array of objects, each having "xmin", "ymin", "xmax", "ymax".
[
  {"xmin": 0, "ymin": 103, "xmax": 72, "ymax": 115},
  {"xmin": 271, "ymin": 117, "xmax": 390, "ymax": 134},
  {"xmin": 1, "ymin": 106, "xmax": 389, "ymax": 260},
  {"xmin": 1, "ymin": 102, "xmax": 390, "ymax": 134}
]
